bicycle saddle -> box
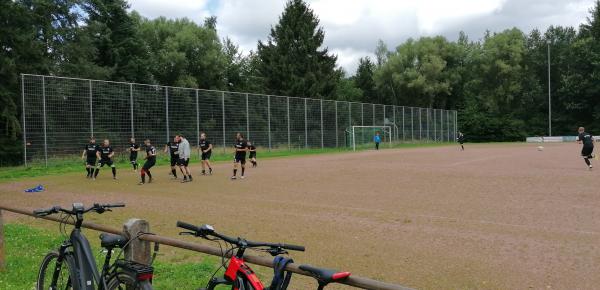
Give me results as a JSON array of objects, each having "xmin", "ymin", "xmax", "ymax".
[
  {"xmin": 299, "ymin": 264, "xmax": 351, "ymax": 284},
  {"xmin": 100, "ymin": 233, "xmax": 128, "ymax": 248}
]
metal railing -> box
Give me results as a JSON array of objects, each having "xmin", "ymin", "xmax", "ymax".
[
  {"xmin": 21, "ymin": 74, "xmax": 457, "ymax": 166},
  {"xmin": 0, "ymin": 204, "xmax": 413, "ymax": 290}
]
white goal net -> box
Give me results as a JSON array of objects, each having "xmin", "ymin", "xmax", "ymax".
[{"xmin": 347, "ymin": 126, "xmax": 392, "ymax": 151}]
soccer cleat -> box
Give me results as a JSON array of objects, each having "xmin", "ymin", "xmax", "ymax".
[
  {"xmin": 113, "ymin": 176, "xmax": 117, "ymax": 180},
  {"xmin": 209, "ymin": 168, "xmax": 213, "ymax": 175},
  {"xmin": 240, "ymin": 176, "xmax": 245, "ymax": 179},
  {"xmin": 230, "ymin": 176, "xmax": 237, "ymax": 180},
  {"xmin": 138, "ymin": 182, "xmax": 144, "ymax": 185},
  {"xmin": 148, "ymin": 178, "xmax": 153, "ymax": 183}
]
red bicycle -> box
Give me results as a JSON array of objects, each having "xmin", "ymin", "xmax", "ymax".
[
  {"xmin": 299, "ymin": 264, "xmax": 351, "ymax": 290},
  {"xmin": 176, "ymin": 221, "xmax": 305, "ymax": 290}
]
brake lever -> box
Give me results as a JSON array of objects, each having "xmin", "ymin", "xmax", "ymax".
[{"xmin": 179, "ymin": 231, "xmax": 195, "ymax": 236}]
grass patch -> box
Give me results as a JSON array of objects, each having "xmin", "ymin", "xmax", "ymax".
[
  {"xmin": 0, "ymin": 142, "xmax": 453, "ymax": 181},
  {"xmin": 0, "ymin": 223, "xmax": 230, "ymax": 289}
]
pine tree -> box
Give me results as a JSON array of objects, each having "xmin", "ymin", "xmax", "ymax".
[
  {"xmin": 354, "ymin": 57, "xmax": 376, "ymax": 102},
  {"xmin": 257, "ymin": 0, "xmax": 339, "ymax": 99}
]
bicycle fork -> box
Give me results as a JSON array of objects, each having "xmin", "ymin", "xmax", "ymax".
[{"xmin": 50, "ymin": 243, "xmax": 72, "ymax": 290}]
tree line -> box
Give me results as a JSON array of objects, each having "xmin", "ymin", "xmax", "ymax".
[{"xmin": 1, "ymin": 0, "xmax": 600, "ymax": 164}]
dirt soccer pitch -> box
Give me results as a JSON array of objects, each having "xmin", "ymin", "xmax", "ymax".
[{"xmin": 1, "ymin": 142, "xmax": 600, "ymax": 289}]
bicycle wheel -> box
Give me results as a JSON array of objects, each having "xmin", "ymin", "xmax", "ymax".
[
  {"xmin": 106, "ymin": 272, "xmax": 153, "ymax": 290},
  {"xmin": 37, "ymin": 251, "xmax": 79, "ymax": 290}
]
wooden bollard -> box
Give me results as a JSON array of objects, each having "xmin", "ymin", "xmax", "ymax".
[
  {"xmin": 123, "ymin": 218, "xmax": 151, "ymax": 265},
  {"xmin": 0, "ymin": 209, "xmax": 5, "ymax": 271}
]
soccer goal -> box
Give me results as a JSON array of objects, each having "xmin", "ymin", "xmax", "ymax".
[{"xmin": 347, "ymin": 126, "xmax": 392, "ymax": 151}]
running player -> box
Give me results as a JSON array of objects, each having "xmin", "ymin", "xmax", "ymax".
[
  {"xmin": 248, "ymin": 140, "xmax": 257, "ymax": 167},
  {"xmin": 231, "ymin": 133, "xmax": 248, "ymax": 180},
  {"xmin": 164, "ymin": 136, "xmax": 180, "ymax": 179},
  {"xmin": 178, "ymin": 134, "xmax": 193, "ymax": 182},
  {"xmin": 81, "ymin": 137, "xmax": 99, "ymax": 178},
  {"xmin": 457, "ymin": 132, "xmax": 465, "ymax": 151},
  {"xmin": 577, "ymin": 127, "xmax": 595, "ymax": 170},
  {"xmin": 128, "ymin": 138, "xmax": 140, "ymax": 171},
  {"xmin": 139, "ymin": 139, "xmax": 157, "ymax": 185},
  {"xmin": 94, "ymin": 139, "xmax": 117, "ymax": 179},
  {"xmin": 199, "ymin": 132, "xmax": 213, "ymax": 175}
]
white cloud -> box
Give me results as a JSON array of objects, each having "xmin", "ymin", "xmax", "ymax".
[{"xmin": 128, "ymin": 0, "xmax": 596, "ymax": 74}]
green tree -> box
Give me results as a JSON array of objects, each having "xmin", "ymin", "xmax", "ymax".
[
  {"xmin": 257, "ymin": 0, "xmax": 339, "ymax": 99},
  {"xmin": 354, "ymin": 57, "xmax": 377, "ymax": 102}
]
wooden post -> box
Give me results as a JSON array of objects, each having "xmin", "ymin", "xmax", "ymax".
[
  {"xmin": 123, "ymin": 218, "xmax": 151, "ymax": 265},
  {"xmin": 0, "ymin": 209, "xmax": 5, "ymax": 271}
]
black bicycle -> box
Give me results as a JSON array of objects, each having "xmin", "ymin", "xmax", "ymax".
[{"xmin": 34, "ymin": 202, "xmax": 154, "ymax": 290}]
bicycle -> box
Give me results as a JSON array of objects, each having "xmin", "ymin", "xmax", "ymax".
[
  {"xmin": 176, "ymin": 221, "xmax": 305, "ymax": 290},
  {"xmin": 299, "ymin": 264, "xmax": 351, "ymax": 290},
  {"xmin": 34, "ymin": 202, "xmax": 155, "ymax": 290}
]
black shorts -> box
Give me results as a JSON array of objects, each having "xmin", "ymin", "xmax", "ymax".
[
  {"xmin": 201, "ymin": 151, "xmax": 212, "ymax": 160},
  {"xmin": 170, "ymin": 156, "xmax": 179, "ymax": 166},
  {"xmin": 582, "ymin": 146, "xmax": 594, "ymax": 157},
  {"xmin": 178, "ymin": 158, "xmax": 189, "ymax": 167},
  {"xmin": 142, "ymin": 159, "xmax": 156, "ymax": 170},
  {"xmin": 249, "ymin": 152, "xmax": 256, "ymax": 159},
  {"xmin": 129, "ymin": 155, "xmax": 137, "ymax": 162},
  {"xmin": 98, "ymin": 159, "xmax": 114, "ymax": 167},
  {"xmin": 86, "ymin": 157, "xmax": 97, "ymax": 166},
  {"xmin": 234, "ymin": 156, "xmax": 246, "ymax": 165}
]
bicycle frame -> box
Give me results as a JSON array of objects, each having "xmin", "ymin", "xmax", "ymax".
[{"xmin": 204, "ymin": 250, "xmax": 263, "ymax": 290}]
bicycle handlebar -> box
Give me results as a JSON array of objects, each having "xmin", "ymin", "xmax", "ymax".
[
  {"xmin": 176, "ymin": 221, "xmax": 305, "ymax": 252},
  {"xmin": 33, "ymin": 203, "xmax": 125, "ymax": 217}
]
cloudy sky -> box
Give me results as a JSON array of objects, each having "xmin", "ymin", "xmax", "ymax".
[{"xmin": 128, "ymin": 0, "xmax": 596, "ymax": 74}]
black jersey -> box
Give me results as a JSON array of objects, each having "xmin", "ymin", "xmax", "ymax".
[
  {"xmin": 166, "ymin": 141, "xmax": 179, "ymax": 158},
  {"xmin": 579, "ymin": 132, "xmax": 594, "ymax": 147},
  {"xmin": 200, "ymin": 139, "xmax": 212, "ymax": 152},
  {"xmin": 129, "ymin": 143, "xmax": 140, "ymax": 158},
  {"xmin": 248, "ymin": 145, "xmax": 256, "ymax": 152},
  {"xmin": 234, "ymin": 139, "xmax": 248, "ymax": 158},
  {"xmin": 146, "ymin": 145, "xmax": 157, "ymax": 162},
  {"xmin": 457, "ymin": 134, "xmax": 465, "ymax": 143},
  {"xmin": 84, "ymin": 143, "xmax": 99, "ymax": 158},
  {"xmin": 98, "ymin": 146, "xmax": 114, "ymax": 160}
]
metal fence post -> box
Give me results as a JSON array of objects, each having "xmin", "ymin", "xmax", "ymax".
[
  {"xmin": 320, "ymin": 99, "xmax": 324, "ymax": 148},
  {"xmin": 129, "ymin": 84, "xmax": 134, "ymax": 138},
  {"xmin": 287, "ymin": 97, "xmax": 290, "ymax": 150},
  {"xmin": 267, "ymin": 95, "xmax": 271, "ymax": 151},
  {"xmin": 454, "ymin": 110, "xmax": 458, "ymax": 141},
  {"xmin": 222, "ymin": 92, "xmax": 226, "ymax": 152},
  {"xmin": 440, "ymin": 109, "xmax": 443, "ymax": 142},
  {"xmin": 89, "ymin": 80, "xmax": 93, "ymax": 138},
  {"xmin": 334, "ymin": 101, "xmax": 338, "ymax": 147},
  {"xmin": 304, "ymin": 98, "xmax": 308, "ymax": 148},
  {"xmin": 447, "ymin": 110, "xmax": 450, "ymax": 142},
  {"xmin": 419, "ymin": 108, "xmax": 422, "ymax": 140},
  {"xmin": 433, "ymin": 109, "xmax": 436, "ymax": 142},
  {"xmin": 21, "ymin": 75, "xmax": 27, "ymax": 166},
  {"xmin": 411, "ymin": 107, "xmax": 414, "ymax": 141},
  {"xmin": 42, "ymin": 76, "xmax": 48, "ymax": 166},
  {"xmin": 372, "ymin": 104, "xmax": 375, "ymax": 125},
  {"xmin": 402, "ymin": 107, "xmax": 405, "ymax": 141},
  {"xmin": 246, "ymin": 93, "xmax": 250, "ymax": 139},
  {"xmin": 196, "ymin": 90, "xmax": 200, "ymax": 158},
  {"xmin": 361, "ymin": 103, "xmax": 364, "ymax": 126},
  {"xmin": 165, "ymin": 88, "xmax": 170, "ymax": 142}
]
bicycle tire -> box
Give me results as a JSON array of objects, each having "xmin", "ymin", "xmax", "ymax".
[
  {"xmin": 37, "ymin": 251, "xmax": 79, "ymax": 290},
  {"xmin": 106, "ymin": 271, "xmax": 153, "ymax": 290}
]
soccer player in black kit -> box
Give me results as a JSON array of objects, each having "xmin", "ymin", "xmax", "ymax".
[
  {"xmin": 128, "ymin": 138, "xmax": 140, "ymax": 171},
  {"xmin": 231, "ymin": 133, "xmax": 248, "ymax": 180},
  {"xmin": 139, "ymin": 139, "xmax": 157, "ymax": 185},
  {"xmin": 199, "ymin": 132, "xmax": 213, "ymax": 175},
  {"xmin": 81, "ymin": 137, "xmax": 99, "ymax": 178},
  {"xmin": 247, "ymin": 140, "xmax": 257, "ymax": 167},
  {"xmin": 577, "ymin": 127, "xmax": 595, "ymax": 170},
  {"xmin": 164, "ymin": 136, "xmax": 180, "ymax": 179},
  {"xmin": 94, "ymin": 139, "xmax": 117, "ymax": 179}
]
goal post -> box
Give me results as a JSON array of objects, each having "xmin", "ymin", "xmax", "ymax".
[{"xmin": 348, "ymin": 126, "xmax": 392, "ymax": 151}]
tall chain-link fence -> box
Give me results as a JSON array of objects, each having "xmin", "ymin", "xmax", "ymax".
[{"xmin": 21, "ymin": 74, "xmax": 458, "ymax": 165}]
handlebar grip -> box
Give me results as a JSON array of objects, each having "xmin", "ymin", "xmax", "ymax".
[
  {"xmin": 106, "ymin": 203, "xmax": 125, "ymax": 208},
  {"xmin": 176, "ymin": 221, "xmax": 200, "ymax": 232},
  {"xmin": 282, "ymin": 244, "xmax": 305, "ymax": 252},
  {"xmin": 33, "ymin": 206, "xmax": 59, "ymax": 216}
]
